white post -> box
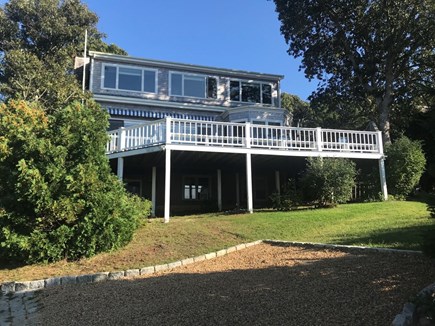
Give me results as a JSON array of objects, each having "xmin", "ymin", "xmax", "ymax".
[
  {"xmin": 275, "ymin": 170, "xmax": 281, "ymax": 195},
  {"xmin": 151, "ymin": 166, "xmax": 157, "ymax": 217},
  {"xmin": 379, "ymin": 159, "xmax": 388, "ymax": 201},
  {"xmin": 245, "ymin": 122, "xmax": 251, "ymax": 148},
  {"xmin": 246, "ymin": 153, "xmax": 253, "ymax": 214},
  {"xmin": 217, "ymin": 169, "xmax": 222, "ymax": 211},
  {"xmin": 316, "ymin": 127, "xmax": 323, "ymax": 152},
  {"xmin": 82, "ymin": 29, "xmax": 88, "ymax": 93},
  {"xmin": 165, "ymin": 117, "xmax": 172, "ymax": 145},
  {"xmin": 164, "ymin": 149, "xmax": 171, "ymax": 223},
  {"xmin": 377, "ymin": 131, "xmax": 388, "ymax": 200},
  {"xmin": 235, "ymin": 173, "xmax": 240, "ymax": 207},
  {"xmin": 117, "ymin": 157, "xmax": 124, "ymax": 181},
  {"xmin": 118, "ymin": 127, "xmax": 126, "ymax": 151}
]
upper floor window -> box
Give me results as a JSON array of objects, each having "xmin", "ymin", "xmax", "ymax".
[
  {"xmin": 230, "ymin": 80, "xmax": 272, "ymax": 105},
  {"xmin": 103, "ymin": 64, "xmax": 157, "ymax": 93},
  {"xmin": 170, "ymin": 72, "xmax": 217, "ymax": 99}
]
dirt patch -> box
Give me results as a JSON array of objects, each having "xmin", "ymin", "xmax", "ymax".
[{"xmin": 35, "ymin": 243, "xmax": 435, "ymax": 326}]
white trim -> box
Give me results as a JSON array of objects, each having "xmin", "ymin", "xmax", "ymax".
[
  {"xmin": 101, "ymin": 63, "xmax": 158, "ymax": 94},
  {"xmin": 246, "ymin": 153, "xmax": 253, "ymax": 214},
  {"xmin": 117, "ymin": 157, "xmax": 124, "ymax": 180},
  {"xmin": 89, "ymin": 51, "xmax": 284, "ymax": 81},
  {"xmin": 164, "ymin": 149, "xmax": 171, "ymax": 223},
  {"xmin": 94, "ymin": 94, "xmax": 226, "ymax": 113},
  {"xmin": 89, "ymin": 57, "xmax": 94, "ymax": 92}
]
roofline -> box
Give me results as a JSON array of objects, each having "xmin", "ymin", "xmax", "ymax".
[{"xmin": 88, "ymin": 51, "xmax": 285, "ymax": 81}]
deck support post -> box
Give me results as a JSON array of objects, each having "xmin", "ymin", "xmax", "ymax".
[
  {"xmin": 151, "ymin": 166, "xmax": 157, "ymax": 217},
  {"xmin": 275, "ymin": 170, "xmax": 281, "ymax": 195},
  {"xmin": 235, "ymin": 173, "xmax": 240, "ymax": 207},
  {"xmin": 377, "ymin": 131, "xmax": 388, "ymax": 201},
  {"xmin": 379, "ymin": 158, "xmax": 388, "ymax": 201},
  {"xmin": 164, "ymin": 149, "xmax": 171, "ymax": 223},
  {"xmin": 246, "ymin": 153, "xmax": 253, "ymax": 214},
  {"xmin": 117, "ymin": 157, "xmax": 124, "ymax": 181},
  {"xmin": 217, "ymin": 169, "xmax": 222, "ymax": 211}
]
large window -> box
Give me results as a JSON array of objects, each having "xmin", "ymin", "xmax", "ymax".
[
  {"xmin": 183, "ymin": 176, "xmax": 210, "ymax": 200},
  {"xmin": 170, "ymin": 73, "xmax": 217, "ymax": 99},
  {"xmin": 230, "ymin": 80, "xmax": 273, "ymax": 105},
  {"xmin": 103, "ymin": 64, "xmax": 157, "ymax": 93}
]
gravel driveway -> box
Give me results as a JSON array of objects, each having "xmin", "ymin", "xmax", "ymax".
[{"xmin": 34, "ymin": 243, "xmax": 435, "ymax": 326}]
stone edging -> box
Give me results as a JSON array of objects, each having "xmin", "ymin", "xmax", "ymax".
[
  {"xmin": 0, "ymin": 240, "xmax": 263, "ymax": 294},
  {"xmin": 262, "ymin": 239, "xmax": 423, "ymax": 255},
  {"xmin": 1, "ymin": 239, "xmax": 430, "ymax": 325},
  {"xmin": 391, "ymin": 282, "xmax": 435, "ymax": 326}
]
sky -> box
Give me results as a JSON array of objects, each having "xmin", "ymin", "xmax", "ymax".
[
  {"xmin": 79, "ymin": 0, "xmax": 317, "ymax": 101},
  {"xmin": 0, "ymin": 0, "xmax": 318, "ymax": 100}
]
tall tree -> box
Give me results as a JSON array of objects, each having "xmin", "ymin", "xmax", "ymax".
[
  {"xmin": 274, "ymin": 0, "xmax": 435, "ymax": 143},
  {"xmin": 0, "ymin": 0, "xmax": 126, "ymax": 111}
]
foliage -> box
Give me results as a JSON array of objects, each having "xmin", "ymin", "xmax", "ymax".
[
  {"xmin": 0, "ymin": 100, "xmax": 150, "ymax": 263},
  {"xmin": 385, "ymin": 136, "xmax": 426, "ymax": 199},
  {"xmin": 407, "ymin": 105, "xmax": 435, "ymax": 191},
  {"xmin": 280, "ymin": 93, "xmax": 316, "ymax": 127},
  {"xmin": 300, "ymin": 158, "xmax": 356, "ymax": 207},
  {"xmin": 0, "ymin": 0, "xmax": 126, "ymax": 111},
  {"xmin": 273, "ymin": 0, "xmax": 435, "ymax": 143},
  {"xmin": 270, "ymin": 179, "xmax": 301, "ymax": 210}
]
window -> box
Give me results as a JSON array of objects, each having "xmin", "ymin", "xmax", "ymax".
[
  {"xmin": 170, "ymin": 73, "xmax": 217, "ymax": 99},
  {"xmin": 103, "ymin": 64, "xmax": 156, "ymax": 93},
  {"xmin": 183, "ymin": 176, "xmax": 210, "ymax": 200},
  {"xmin": 230, "ymin": 80, "xmax": 273, "ymax": 104}
]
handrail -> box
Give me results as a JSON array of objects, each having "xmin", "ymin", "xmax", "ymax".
[{"xmin": 106, "ymin": 118, "xmax": 382, "ymax": 155}]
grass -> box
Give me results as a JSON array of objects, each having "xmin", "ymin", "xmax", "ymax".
[{"xmin": 1, "ymin": 199, "xmax": 434, "ymax": 283}]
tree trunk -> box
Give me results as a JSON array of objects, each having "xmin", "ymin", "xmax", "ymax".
[{"xmin": 378, "ymin": 100, "xmax": 392, "ymax": 145}]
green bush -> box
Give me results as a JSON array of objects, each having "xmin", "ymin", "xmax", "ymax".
[
  {"xmin": 270, "ymin": 178, "xmax": 301, "ymax": 210},
  {"xmin": 0, "ymin": 100, "xmax": 151, "ymax": 263},
  {"xmin": 300, "ymin": 157, "xmax": 357, "ymax": 207},
  {"xmin": 386, "ymin": 136, "xmax": 426, "ymax": 199}
]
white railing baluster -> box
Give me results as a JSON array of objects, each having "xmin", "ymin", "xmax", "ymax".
[{"xmin": 106, "ymin": 118, "xmax": 382, "ymax": 156}]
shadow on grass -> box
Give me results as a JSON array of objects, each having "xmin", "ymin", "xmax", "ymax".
[
  {"xmin": 34, "ymin": 245, "xmax": 435, "ymax": 326},
  {"xmin": 331, "ymin": 222, "xmax": 435, "ymax": 250}
]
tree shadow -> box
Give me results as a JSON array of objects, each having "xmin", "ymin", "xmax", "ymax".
[
  {"xmin": 331, "ymin": 223, "xmax": 435, "ymax": 251},
  {"xmin": 34, "ymin": 244, "xmax": 435, "ymax": 326}
]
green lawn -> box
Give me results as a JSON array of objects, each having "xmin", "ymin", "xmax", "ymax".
[{"xmin": 1, "ymin": 199, "xmax": 434, "ymax": 283}]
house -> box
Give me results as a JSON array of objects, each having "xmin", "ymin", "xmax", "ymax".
[{"xmin": 86, "ymin": 51, "xmax": 387, "ymax": 221}]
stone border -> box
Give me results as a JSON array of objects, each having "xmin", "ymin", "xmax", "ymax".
[
  {"xmin": 0, "ymin": 239, "xmax": 426, "ymax": 305},
  {"xmin": 391, "ymin": 282, "xmax": 435, "ymax": 326},
  {"xmin": 1, "ymin": 239, "xmax": 430, "ymax": 325},
  {"xmin": 0, "ymin": 240, "xmax": 263, "ymax": 294},
  {"xmin": 263, "ymin": 239, "xmax": 423, "ymax": 255}
]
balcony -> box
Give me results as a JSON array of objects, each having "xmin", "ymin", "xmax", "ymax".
[{"xmin": 106, "ymin": 118, "xmax": 383, "ymax": 159}]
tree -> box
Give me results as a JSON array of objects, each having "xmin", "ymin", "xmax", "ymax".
[
  {"xmin": 0, "ymin": 100, "xmax": 151, "ymax": 263},
  {"xmin": 385, "ymin": 136, "xmax": 426, "ymax": 198},
  {"xmin": 274, "ymin": 0, "xmax": 435, "ymax": 143},
  {"xmin": 0, "ymin": 0, "xmax": 126, "ymax": 110},
  {"xmin": 280, "ymin": 92, "xmax": 316, "ymax": 127}
]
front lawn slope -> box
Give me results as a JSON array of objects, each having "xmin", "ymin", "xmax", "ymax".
[{"xmin": 1, "ymin": 200, "xmax": 432, "ymax": 282}]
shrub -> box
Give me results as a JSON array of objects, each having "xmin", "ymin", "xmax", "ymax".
[
  {"xmin": 0, "ymin": 100, "xmax": 151, "ymax": 263},
  {"xmin": 270, "ymin": 178, "xmax": 301, "ymax": 210},
  {"xmin": 300, "ymin": 157, "xmax": 357, "ymax": 207},
  {"xmin": 386, "ymin": 136, "xmax": 426, "ymax": 199}
]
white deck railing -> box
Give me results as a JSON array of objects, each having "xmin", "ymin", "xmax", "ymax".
[{"xmin": 106, "ymin": 118, "xmax": 382, "ymax": 155}]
